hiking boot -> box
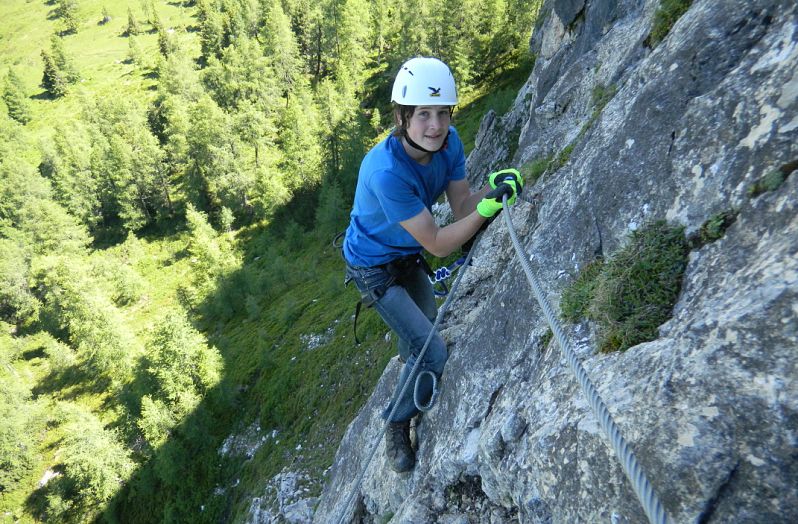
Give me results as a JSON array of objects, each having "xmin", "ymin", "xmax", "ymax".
[{"xmin": 385, "ymin": 420, "xmax": 415, "ymax": 473}]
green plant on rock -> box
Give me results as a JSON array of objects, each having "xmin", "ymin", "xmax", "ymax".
[
  {"xmin": 691, "ymin": 209, "xmax": 738, "ymax": 247},
  {"xmin": 552, "ymin": 143, "xmax": 574, "ymax": 171},
  {"xmin": 591, "ymin": 83, "xmax": 618, "ymax": 115},
  {"xmin": 520, "ymin": 156, "xmax": 551, "ymax": 185},
  {"xmin": 647, "ymin": 0, "xmax": 694, "ymax": 48},
  {"xmin": 560, "ymin": 258, "xmax": 605, "ymax": 322},
  {"xmin": 561, "ymin": 221, "xmax": 689, "ymax": 352},
  {"xmin": 748, "ymin": 168, "xmax": 789, "ymax": 197}
]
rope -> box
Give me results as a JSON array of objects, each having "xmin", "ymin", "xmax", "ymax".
[
  {"xmin": 500, "ymin": 194, "xmax": 671, "ymax": 524},
  {"xmin": 335, "ymin": 243, "xmax": 478, "ymax": 524}
]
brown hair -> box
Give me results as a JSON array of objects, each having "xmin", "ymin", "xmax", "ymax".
[{"xmin": 392, "ymin": 104, "xmax": 416, "ymax": 137}]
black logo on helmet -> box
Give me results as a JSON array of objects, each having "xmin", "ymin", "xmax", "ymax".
[{"xmin": 428, "ymin": 87, "xmax": 441, "ymax": 97}]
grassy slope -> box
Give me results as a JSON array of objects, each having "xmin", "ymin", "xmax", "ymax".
[
  {"xmin": 0, "ymin": 0, "xmax": 198, "ymax": 143},
  {"xmin": 0, "ymin": 2, "xmax": 534, "ymax": 520}
]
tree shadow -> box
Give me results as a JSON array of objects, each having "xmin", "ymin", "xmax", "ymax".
[
  {"xmin": 98, "ymin": 183, "xmax": 334, "ymax": 521},
  {"xmin": 24, "ymin": 464, "xmax": 65, "ymax": 522},
  {"xmin": 32, "ymin": 365, "xmax": 114, "ymax": 401},
  {"xmin": 31, "ymin": 90, "xmax": 56, "ymax": 101}
]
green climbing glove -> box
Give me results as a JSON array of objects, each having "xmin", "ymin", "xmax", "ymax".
[
  {"xmin": 477, "ymin": 193, "xmax": 503, "ymax": 218},
  {"xmin": 477, "ymin": 181, "xmax": 520, "ymax": 218},
  {"xmin": 488, "ymin": 168, "xmax": 524, "ymax": 195}
]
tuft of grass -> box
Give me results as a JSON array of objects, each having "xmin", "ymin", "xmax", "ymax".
[
  {"xmin": 689, "ymin": 209, "xmax": 738, "ymax": 248},
  {"xmin": 560, "ymin": 258, "xmax": 605, "ymax": 322},
  {"xmin": 520, "ymin": 156, "xmax": 552, "ymax": 186},
  {"xmin": 552, "ymin": 143, "xmax": 575, "ymax": 171},
  {"xmin": 591, "ymin": 83, "xmax": 617, "ymax": 114},
  {"xmin": 561, "ymin": 221, "xmax": 689, "ymax": 353},
  {"xmin": 748, "ymin": 169, "xmax": 788, "ymax": 197},
  {"xmin": 647, "ymin": 0, "xmax": 694, "ymax": 48},
  {"xmin": 540, "ymin": 328, "xmax": 553, "ymax": 350}
]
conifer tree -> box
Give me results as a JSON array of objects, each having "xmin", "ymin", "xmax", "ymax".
[
  {"xmin": 127, "ymin": 35, "xmax": 143, "ymax": 65},
  {"xmin": 31, "ymin": 256, "xmax": 137, "ymax": 382},
  {"xmin": 50, "ymin": 33, "xmax": 80, "ymax": 83},
  {"xmin": 0, "ymin": 239, "xmax": 40, "ymax": 326},
  {"xmin": 138, "ymin": 309, "xmax": 222, "ymax": 448},
  {"xmin": 2, "ymin": 69, "xmax": 32, "ymax": 124},
  {"xmin": 126, "ymin": 7, "xmax": 141, "ymax": 36},
  {"xmin": 40, "ymin": 50, "xmax": 69, "ymax": 97},
  {"xmin": 233, "ymin": 99, "xmax": 274, "ymax": 167},
  {"xmin": 262, "ymin": 0, "xmax": 303, "ymax": 97},
  {"xmin": 0, "ymin": 345, "xmax": 42, "ymax": 493},
  {"xmin": 85, "ymin": 97, "xmax": 171, "ymax": 231},
  {"xmin": 157, "ymin": 21, "xmax": 173, "ymax": 57},
  {"xmin": 397, "ymin": 0, "xmax": 432, "ymax": 58},
  {"xmin": 1, "ymin": 151, "xmax": 91, "ymax": 257},
  {"xmin": 40, "ymin": 122, "xmax": 102, "ymax": 230},
  {"xmin": 149, "ymin": 50, "xmax": 203, "ymax": 186},
  {"xmin": 146, "ymin": 0, "xmax": 159, "ymax": 27},
  {"xmin": 41, "ymin": 34, "xmax": 79, "ymax": 97},
  {"xmin": 185, "ymin": 95, "xmax": 255, "ymax": 219},
  {"xmin": 278, "ymin": 82, "xmax": 323, "ymax": 191},
  {"xmin": 371, "ymin": 0, "xmax": 393, "ymax": 66},
  {"xmin": 43, "ymin": 405, "xmax": 134, "ymax": 521},
  {"xmin": 57, "ymin": 0, "xmax": 81, "ymax": 34},
  {"xmin": 202, "ymin": 36, "xmax": 279, "ymax": 110},
  {"xmin": 197, "ymin": 0, "xmax": 225, "ymax": 61},
  {"xmin": 315, "ymin": 180, "xmax": 347, "ymax": 237},
  {"xmin": 100, "ymin": 6, "xmax": 111, "ymax": 25},
  {"xmin": 334, "ymin": 0, "xmax": 371, "ymax": 90},
  {"xmin": 282, "ymin": 0, "xmax": 325, "ymax": 81}
]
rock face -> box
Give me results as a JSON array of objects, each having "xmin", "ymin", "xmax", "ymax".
[{"xmin": 315, "ymin": 0, "xmax": 798, "ymax": 522}]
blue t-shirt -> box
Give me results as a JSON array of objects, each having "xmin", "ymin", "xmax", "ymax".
[{"xmin": 343, "ymin": 127, "xmax": 466, "ymax": 267}]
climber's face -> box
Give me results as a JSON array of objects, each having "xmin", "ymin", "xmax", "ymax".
[{"xmin": 405, "ymin": 105, "xmax": 451, "ymax": 151}]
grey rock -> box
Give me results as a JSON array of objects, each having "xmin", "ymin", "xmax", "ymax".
[
  {"xmin": 314, "ymin": 0, "xmax": 798, "ymax": 523},
  {"xmin": 500, "ymin": 412, "xmax": 527, "ymax": 444}
]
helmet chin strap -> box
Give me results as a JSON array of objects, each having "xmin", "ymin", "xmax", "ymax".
[{"xmin": 402, "ymin": 129, "xmax": 450, "ymax": 154}]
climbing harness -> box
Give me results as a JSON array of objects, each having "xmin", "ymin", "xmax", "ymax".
[
  {"xmin": 335, "ymin": 228, "xmax": 455, "ymax": 343},
  {"xmin": 335, "ymin": 195, "xmax": 674, "ymax": 524},
  {"xmin": 346, "ymin": 254, "xmax": 435, "ymax": 345}
]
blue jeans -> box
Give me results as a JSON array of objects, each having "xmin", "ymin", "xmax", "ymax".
[{"xmin": 346, "ymin": 258, "xmax": 448, "ymax": 422}]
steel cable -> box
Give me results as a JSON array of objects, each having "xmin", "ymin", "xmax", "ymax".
[{"xmin": 500, "ymin": 195, "xmax": 671, "ymax": 524}]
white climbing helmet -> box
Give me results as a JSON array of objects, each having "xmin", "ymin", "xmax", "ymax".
[{"xmin": 390, "ymin": 57, "xmax": 458, "ymax": 106}]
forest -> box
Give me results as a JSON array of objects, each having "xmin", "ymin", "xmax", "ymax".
[{"xmin": 0, "ymin": 0, "xmax": 540, "ymax": 521}]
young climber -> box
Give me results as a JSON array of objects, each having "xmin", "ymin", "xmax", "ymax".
[{"xmin": 342, "ymin": 57, "xmax": 523, "ymax": 473}]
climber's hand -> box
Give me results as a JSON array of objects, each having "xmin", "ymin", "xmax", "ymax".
[
  {"xmin": 488, "ymin": 168, "xmax": 524, "ymax": 196},
  {"xmin": 477, "ymin": 183, "xmax": 515, "ymax": 218}
]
